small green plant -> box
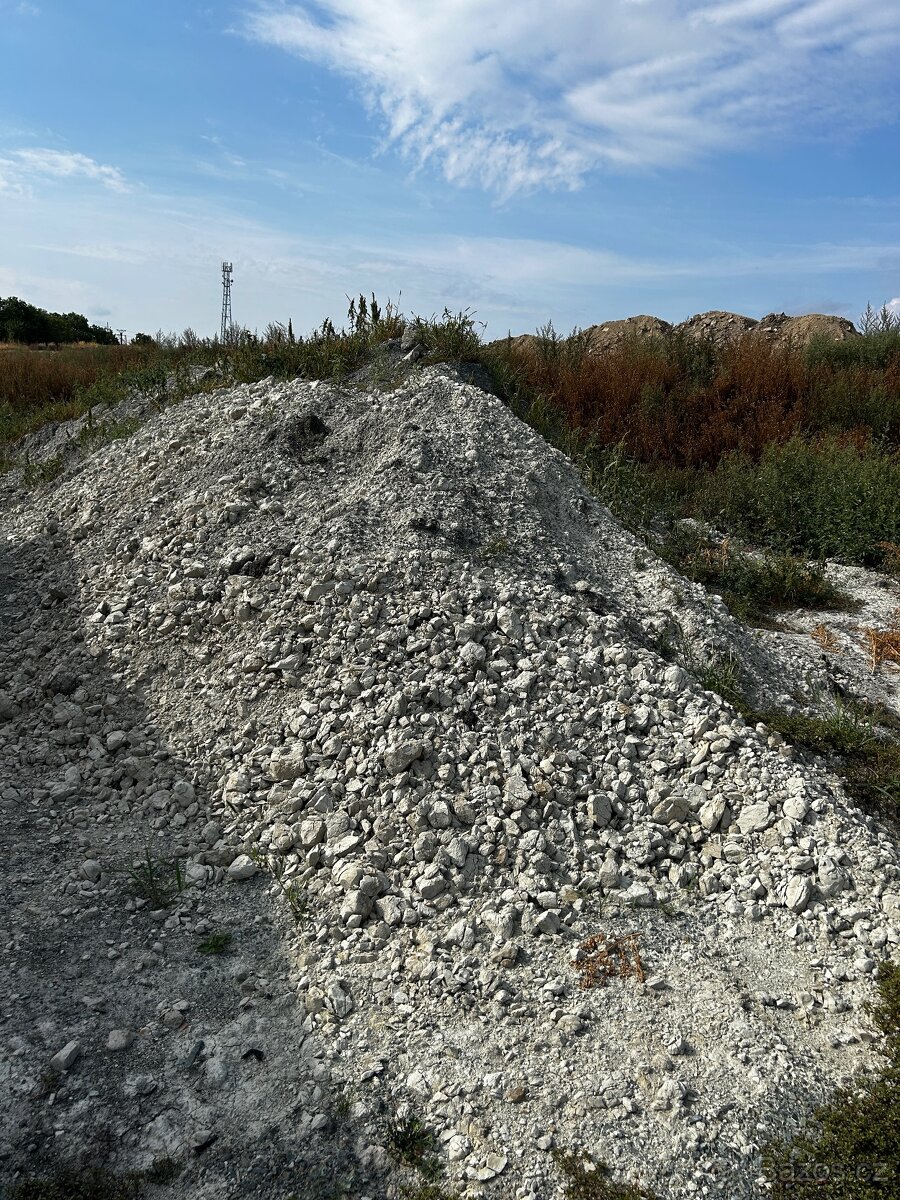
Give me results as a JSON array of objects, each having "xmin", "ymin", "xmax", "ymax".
[
  {"xmin": 479, "ymin": 534, "xmax": 509, "ymax": 561},
  {"xmin": 22, "ymin": 454, "xmax": 64, "ymax": 487},
  {"xmin": 121, "ymin": 847, "xmax": 190, "ymax": 908},
  {"xmin": 142, "ymin": 1158, "xmax": 182, "ymax": 1185},
  {"xmin": 400, "ymin": 1184, "xmax": 461, "ymax": 1200},
  {"xmin": 694, "ymin": 652, "xmax": 747, "ymax": 710},
  {"xmin": 420, "ymin": 307, "xmax": 484, "ymax": 362},
  {"xmin": 250, "ymin": 848, "xmax": 308, "ymax": 923},
  {"xmin": 552, "ymin": 1149, "xmax": 659, "ymax": 1199},
  {"xmin": 7, "ymin": 1154, "xmax": 182, "ymax": 1199},
  {"xmin": 752, "ymin": 701, "xmax": 900, "ymax": 820},
  {"xmin": 78, "ymin": 414, "xmax": 142, "ymax": 453},
  {"xmin": 197, "ymin": 930, "xmax": 232, "ymax": 955},
  {"xmin": 656, "ymin": 526, "xmax": 850, "ymax": 625},
  {"xmin": 764, "ymin": 961, "xmax": 900, "ymax": 1199},
  {"xmin": 7, "ymin": 1165, "xmax": 144, "ymax": 1200},
  {"xmin": 385, "ymin": 1115, "xmax": 442, "ymax": 1182}
]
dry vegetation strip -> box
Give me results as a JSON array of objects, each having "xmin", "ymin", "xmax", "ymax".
[{"xmin": 492, "ymin": 328, "xmax": 900, "ymax": 468}]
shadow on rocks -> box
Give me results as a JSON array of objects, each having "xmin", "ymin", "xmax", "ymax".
[{"xmin": 0, "ymin": 530, "xmax": 389, "ymax": 1200}]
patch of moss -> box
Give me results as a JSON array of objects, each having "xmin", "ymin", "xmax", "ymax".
[{"xmin": 552, "ymin": 1150, "xmax": 659, "ymax": 1199}]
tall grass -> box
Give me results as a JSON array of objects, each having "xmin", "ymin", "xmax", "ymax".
[
  {"xmin": 5, "ymin": 302, "xmax": 899, "ymax": 573},
  {"xmin": 483, "ymin": 326, "xmax": 900, "ymax": 567},
  {"xmin": 487, "ymin": 328, "xmax": 900, "ymax": 468},
  {"xmin": 0, "ymin": 295, "xmax": 406, "ymax": 457},
  {"xmin": 0, "ymin": 343, "xmax": 166, "ymax": 442}
]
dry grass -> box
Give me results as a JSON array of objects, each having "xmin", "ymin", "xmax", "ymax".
[
  {"xmin": 491, "ymin": 330, "xmax": 900, "ymax": 470},
  {"xmin": 811, "ymin": 624, "xmax": 842, "ymax": 654},
  {"xmin": 0, "ymin": 343, "xmax": 164, "ymax": 446},
  {"xmin": 572, "ymin": 933, "xmax": 645, "ymax": 989},
  {"xmin": 865, "ymin": 609, "xmax": 900, "ymax": 672},
  {"xmin": 876, "ymin": 541, "xmax": 900, "ymax": 575}
]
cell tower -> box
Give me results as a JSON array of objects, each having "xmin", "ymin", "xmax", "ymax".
[{"xmin": 220, "ymin": 261, "xmax": 233, "ymax": 341}]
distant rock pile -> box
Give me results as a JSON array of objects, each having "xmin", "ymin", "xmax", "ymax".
[{"xmin": 496, "ymin": 311, "xmax": 859, "ymax": 355}]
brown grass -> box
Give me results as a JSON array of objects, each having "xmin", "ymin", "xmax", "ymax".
[
  {"xmin": 865, "ymin": 609, "xmax": 900, "ymax": 672},
  {"xmin": 0, "ymin": 343, "xmax": 170, "ymax": 452},
  {"xmin": 572, "ymin": 932, "xmax": 645, "ymax": 989},
  {"xmin": 811, "ymin": 623, "xmax": 842, "ymax": 654},
  {"xmin": 0, "ymin": 344, "xmax": 150, "ymax": 411},
  {"xmin": 493, "ymin": 333, "xmax": 900, "ymax": 469}
]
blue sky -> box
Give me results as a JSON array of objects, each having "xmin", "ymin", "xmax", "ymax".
[{"xmin": 1, "ymin": 0, "xmax": 899, "ymax": 339}]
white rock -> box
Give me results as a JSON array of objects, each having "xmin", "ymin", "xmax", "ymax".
[
  {"xmin": 384, "ymin": 740, "xmax": 424, "ymax": 775},
  {"xmin": 227, "ymin": 854, "xmax": 258, "ymax": 881},
  {"xmin": 587, "ymin": 794, "xmax": 613, "ymax": 828},
  {"xmin": 80, "ymin": 859, "xmax": 102, "ymax": 883},
  {"xmin": 327, "ymin": 983, "xmax": 354, "ymax": 1018},
  {"xmin": 783, "ymin": 795, "xmax": 809, "ymax": 821},
  {"xmin": 460, "ymin": 641, "xmax": 487, "ymax": 668},
  {"xmin": 785, "ymin": 875, "xmax": 813, "ymax": 913},
  {"xmin": 699, "ymin": 795, "xmax": 726, "ymax": 831},
  {"xmin": 50, "ymin": 1040, "xmax": 81, "ymax": 1072},
  {"xmin": 107, "ymin": 1029, "xmax": 135, "ymax": 1051},
  {"xmin": 737, "ymin": 802, "xmax": 771, "ymax": 834}
]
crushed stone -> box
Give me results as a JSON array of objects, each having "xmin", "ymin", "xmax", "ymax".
[{"xmin": 0, "ymin": 363, "xmax": 897, "ymax": 1199}]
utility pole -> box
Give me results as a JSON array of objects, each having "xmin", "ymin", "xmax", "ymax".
[
  {"xmin": 117, "ymin": 329, "xmax": 127, "ymax": 345},
  {"xmin": 220, "ymin": 262, "xmax": 233, "ymax": 342}
]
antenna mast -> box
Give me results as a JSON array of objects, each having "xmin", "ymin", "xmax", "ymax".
[{"xmin": 220, "ymin": 261, "xmax": 233, "ymax": 341}]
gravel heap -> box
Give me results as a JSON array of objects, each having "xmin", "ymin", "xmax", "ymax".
[
  {"xmin": 584, "ymin": 316, "xmax": 673, "ymax": 352},
  {"xmin": 673, "ymin": 311, "xmax": 760, "ymax": 347},
  {"xmin": 488, "ymin": 311, "xmax": 860, "ymax": 356},
  {"xmin": 1, "ymin": 364, "xmax": 898, "ymax": 1199},
  {"xmin": 750, "ymin": 313, "xmax": 859, "ymax": 346}
]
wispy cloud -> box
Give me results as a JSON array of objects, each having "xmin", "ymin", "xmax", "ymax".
[
  {"xmin": 243, "ymin": 1, "xmax": 900, "ymax": 194},
  {"xmin": 2, "ymin": 131, "xmax": 896, "ymax": 335},
  {"xmin": 0, "ymin": 1, "xmax": 41, "ymax": 15},
  {"xmin": 0, "ymin": 147, "xmax": 130, "ymax": 195}
]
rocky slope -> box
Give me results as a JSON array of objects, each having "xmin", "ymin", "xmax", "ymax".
[{"xmin": 1, "ymin": 363, "xmax": 897, "ymax": 1200}]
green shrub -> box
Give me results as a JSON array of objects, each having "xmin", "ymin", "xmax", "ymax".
[
  {"xmin": 552, "ymin": 1150, "xmax": 658, "ymax": 1199},
  {"xmin": 697, "ymin": 438, "xmax": 900, "ymax": 564},
  {"xmin": 753, "ymin": 703, "xmax": 900, "ymax": 820},
  {"xmin": 657, "ymin": 525, "xmax": 852, "ymax": 623}
]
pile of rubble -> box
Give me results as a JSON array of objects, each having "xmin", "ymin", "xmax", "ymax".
[
  {"xmin": 1, "ymin": 363, "xmax": 897, "ymax": 1199},
  {"xmin": 493, "ymin": 311, "xmax": 859, "ymax": 355}
]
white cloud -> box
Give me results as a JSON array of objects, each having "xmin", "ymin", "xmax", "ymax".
[
  {"xmin": 243, "ymin": 1, "xmax": 900, "ymax": 193},
  {"xmin": 0, "ymin": 148, "xmax": 130, "ymax": 195},
  {"xmin": 887, "ymin": 298, "xmax": 900, "ymax": 316}
]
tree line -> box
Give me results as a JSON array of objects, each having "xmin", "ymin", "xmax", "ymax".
[{"xmin": 0, "ymin": 295, "xmax": 119, "ymax": 345}]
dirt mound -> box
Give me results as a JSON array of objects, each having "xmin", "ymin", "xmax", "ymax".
[
  {"xmin": 486, "ymin": 331, "xmax": 542, "ymax": 354},
  {"xmin": 584, "ymin": 314, "xmax": 673, "ymax": 352},
  {"xmin": 753, "ymin": 313, "xmax": 859, "ymax": 347},
  {"xmin": 674, "ymin": 311, "xmax": 759, "ymax": 346},
  {"xmin": 490, "ymin": 311, "xmax": 861, "ymax": 358},
  {"xmin": 2, "ymin": 362, "xmax": 898, "ymax": 1200}
]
